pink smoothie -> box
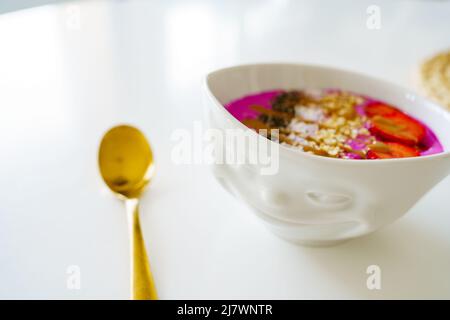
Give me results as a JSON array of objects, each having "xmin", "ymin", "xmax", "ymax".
[{"xmin": 225, "ymin": 89, "xmax": 443, "ymax": 158}]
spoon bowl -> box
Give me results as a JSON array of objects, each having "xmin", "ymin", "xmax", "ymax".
[{"xmin": 99, "ymin": 125, "xmax": 154, "ymax": 198}]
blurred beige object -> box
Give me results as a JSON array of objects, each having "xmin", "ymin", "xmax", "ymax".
[{"xmin": 419, "ymin": 50, "xmax": 450, "ymax": 110}]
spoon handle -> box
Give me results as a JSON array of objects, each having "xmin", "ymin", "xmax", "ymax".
[{"xmin": 126, "ymin": 199, "xmax": 158, "ymax": 300}]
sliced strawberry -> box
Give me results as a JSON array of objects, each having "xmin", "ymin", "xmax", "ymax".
[
  {"xmin": 365, "ymin": 102, "xmax": 402, "ymax": 118},
  {"xmin": 367, "ymin": 142, "xmax": 420, "ymax": 159},
  {"xmin": 369, "ymin": 114, "xmax": 426, "ymax": 146}
]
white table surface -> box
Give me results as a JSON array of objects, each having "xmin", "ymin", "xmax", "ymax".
[{"xmin": 1, "ymin": 0, "xmax": 450, "ymax": 299}]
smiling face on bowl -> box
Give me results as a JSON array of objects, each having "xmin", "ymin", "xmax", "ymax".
[{"xmin": 205, "ymin": 63, "xmax": 450, "ymax": 243}]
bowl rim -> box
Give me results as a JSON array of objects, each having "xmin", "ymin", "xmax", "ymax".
[{"xmin": 204, "ymin": 62, "xmax": 450, "ymax": 166}]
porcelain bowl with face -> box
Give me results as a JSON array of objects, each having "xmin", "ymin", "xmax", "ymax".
[{"xmin": 204, "ymin": 63, "xmax": 450, "ymax": 246}]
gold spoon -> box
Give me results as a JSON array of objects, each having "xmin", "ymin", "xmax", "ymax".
[{"xmin": 98, "ymin": 124, "xmax": 157, "ymax": 300}]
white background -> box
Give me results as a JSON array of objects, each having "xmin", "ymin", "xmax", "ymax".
[{"xmin": 0, "ymin": 0, "xmax": 449, "ymax": 299}]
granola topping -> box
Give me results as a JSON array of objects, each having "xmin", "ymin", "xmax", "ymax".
[{"xmin": 225, "ymin": 89, "xmax": 443, "ymax": 159}]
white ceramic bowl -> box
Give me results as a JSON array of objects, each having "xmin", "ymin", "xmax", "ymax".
[{"xmin": 204, "ymin": 63, "xmax": 450, "ymax": 246}]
